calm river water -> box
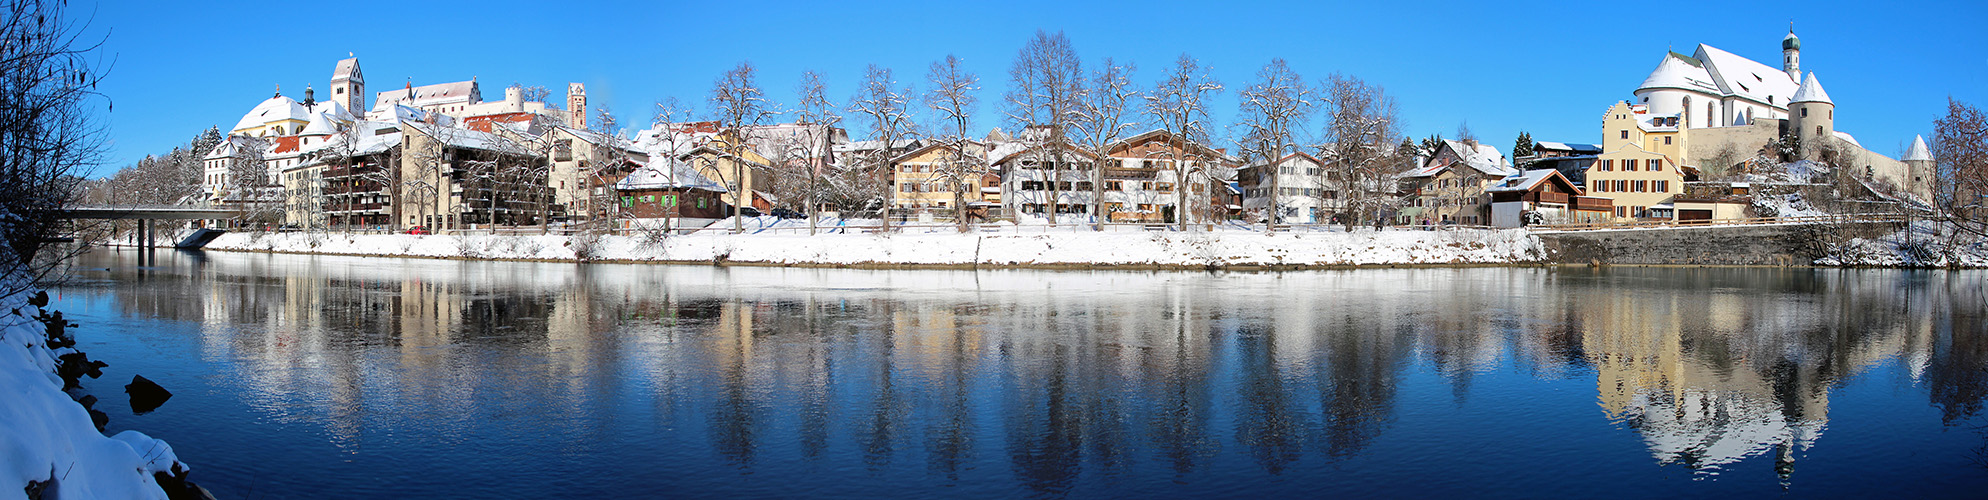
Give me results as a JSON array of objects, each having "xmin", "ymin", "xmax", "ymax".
[{"xmin": 48, "ymin": 248, "xmax": 1988, "ymax": 498}]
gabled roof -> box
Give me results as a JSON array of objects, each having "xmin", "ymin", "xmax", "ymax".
[
  {"xmin": 1106, "ymin": 128, "xmax": 1229, "ymax": 161},
  {"xmin": 1488, "ymin": 168, "xmax": 1581, "ymax": 195},
  {"xmin": 890, "ymin": 139, "xmax": 984, "ymax": 164},
  {"xmin": 1789, "ymin": 73, "xmax": 1832, "ymax": 104},
  {"xmin": 373, "ymin": 81, "xmax": 481, "ymax": 111},
  {"xmin": 1243, "ymin": 151, "xmax": 1323, "ymax": 169},
  {"xmin": 333, "ymin": 57, "xmax": 362, "ymax": 82},
  {"xmin": 1636, "ymin": 52, "xmax": 1721, "ymax": 94},
  {"xmin": 403, "ymin": 121, "xmax": 529, "ymax": 155},
  {"xmin": 988, "ymin": 141, "xmax": 1098, "ymax": 165},
  {"xmin": 1904, "ymin": 135, "xmax": 1933, "ymax": 162},
  {"xmin": 1692, "ymin": 44, "xmax": 1798, "ymax": 107},
  {"xmin": 616, "ymin": 156, "xmax": 728, "ymax": 192}
]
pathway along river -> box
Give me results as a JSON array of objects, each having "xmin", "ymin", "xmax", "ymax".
[{"xmin": 50, "ymin": 248, "xmax": 1988, "ymax": 498}]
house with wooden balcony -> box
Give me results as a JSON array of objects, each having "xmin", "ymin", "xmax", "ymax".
[{"xmin": 1488, "ymin": 169, "xmax": 1614, "ymax": 227}]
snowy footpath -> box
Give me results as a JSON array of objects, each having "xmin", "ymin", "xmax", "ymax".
[
  {"xmin": 2, "ymin": 273, "xmax": 194, "ymax": 499},
  {"xmin": 203, "ymin": 225, "xmax": 1551, "ymax": 268}
]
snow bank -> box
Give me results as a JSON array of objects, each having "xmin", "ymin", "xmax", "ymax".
[
  {"xmin": 1, "ymin": 275, "xmax": 185, "ymax": 499},
  {"xmin": 204, "ymin": 227, "xmax": 1550, "ymax": 268},
  {"xmin": 1816, "ymin": 220, "xmax": 1988, "ymax": 268}
]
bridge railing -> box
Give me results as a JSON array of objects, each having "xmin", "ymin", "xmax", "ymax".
[{"xmin": 1526, "ymin": 213, "xmax": 1909, "ymax": 232}]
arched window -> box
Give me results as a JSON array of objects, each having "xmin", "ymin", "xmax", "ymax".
[{"xmin": 1816, "ymin": 125, "xmax": 1824, "ymax": 135}]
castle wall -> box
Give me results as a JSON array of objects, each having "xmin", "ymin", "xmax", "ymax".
[{"xmin": 1683, "ymin": 120, "xmax": 1779, "ymax": 172}]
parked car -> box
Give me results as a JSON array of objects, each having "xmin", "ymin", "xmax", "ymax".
[
  {"xmin": 405, "ymin": 226, "xmax": 429, "ymax": 235},
  {"xmin": 770, "ymin": 208, "xmax": 806, "ymax": 219},
  {"xmin": 737, "ymin": 207, "xmax": 762, "ymax": 217}
]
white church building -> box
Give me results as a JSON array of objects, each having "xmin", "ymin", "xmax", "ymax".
[{"xmin": 1615, "ymin": 29, "xmax": 1935, "ymax": 201}]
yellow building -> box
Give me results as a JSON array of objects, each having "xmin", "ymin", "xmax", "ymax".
[
  {"xmin": 1594, "ymin": 102, "xmax": 1688, "ymax": 219},
  {"xmin": 889, "ymin": 141, "xmax": 988, "ymax": 214}
]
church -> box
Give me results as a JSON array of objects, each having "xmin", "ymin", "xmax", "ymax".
[{"xmin": 1601, "ymin": 28, "xmax": 1935, "ymax": 205}]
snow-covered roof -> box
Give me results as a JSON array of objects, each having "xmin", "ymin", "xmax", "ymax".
[
  {"xmin": 1448, "ymin": 139, "xmax": 1515, "ymax": 176},
  {"xmin": 232, "ymin": 95, "xmax": 311, "ymax": 132},
  {"xmin": 615, "ymin": 156, "xmax": 727, "ymax": 192},
  {"xmin": 988, "ymin": 141, "xmax": 1097, "ymax": 165},
  {"xmin": 403, "ymin": 121, "xmax": 529, "ymax": 155},
  {"xmin": 1790, "ymin": 73, "xmax": 1832, "ymax": 105},
  {"xmin": 299, "ymin": 110, "xmax": 342, "ymax": 136},
  {"xmin": 1831, "ymin": 130, "xmax": 1860, "ymax": 148},
  {"xmin": 333, "ymin": 57, "xmax": 362, "ymax": 82},
  {"xmin": 373, "ymin": 80, "xmax": 480, "ymax": 111},
  {"xmin": 1487, "ymin": 169, "xmax": 1559, "ymax": 193},
  {"xmin": 1636, "ymin": 52, "xmax": 1721, "ymax": 94},
  {"xmin": 1534, "ymin": 141, "xmax": 1601, "ymax": 154},
  {"xmin": 1691, "ymin": 44, "xmax": 1799, "ymax": 107},
  {"xmin": 1904, "ymin": 135, "xmax": 1933, "ymax": 162}
]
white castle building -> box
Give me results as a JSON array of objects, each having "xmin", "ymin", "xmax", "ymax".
[{"xmin": 1621, "ymin": 29, "xmax": 1935, "ymax": 201}]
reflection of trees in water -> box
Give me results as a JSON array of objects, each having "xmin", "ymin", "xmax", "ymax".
[
  {"xmin": 1927, "ymin": 279, "xmax": 1988, "ymax": 424},
  {"xmin": 76, "ymin": 252, "xmax": 1988, "ymax": 490},
  {"xmin": 1316, "ymin": 320, "xmax": 1414, "ymax": 460}
]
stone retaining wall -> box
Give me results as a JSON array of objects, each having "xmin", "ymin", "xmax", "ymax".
[{"xmin": 1538, "ymin": 221, "xmax": 1901, "ymax": 266}]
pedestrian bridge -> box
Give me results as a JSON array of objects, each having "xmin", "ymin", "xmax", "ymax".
[{"xmin": 60, "ymin": 204, "xmax": 245, "ymax": 220}]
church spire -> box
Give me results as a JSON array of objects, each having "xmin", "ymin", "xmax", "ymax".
[{"xmin": 1781, "ymin": 24, "xmax": 1802, "ymax": 81}]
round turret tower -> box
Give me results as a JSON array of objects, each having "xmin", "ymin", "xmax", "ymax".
[
  {"xmin": 1903, "ymin": 135, "xmax": 1936, "ymax": 197},
  {"xmin": 1789, "ymin": 73, "xmax": 1834, "ymax": 159}
]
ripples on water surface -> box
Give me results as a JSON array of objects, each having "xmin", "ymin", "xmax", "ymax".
[{"xmin": 50, "ymin": 248, "xmax": 1988, "ymax": 498}]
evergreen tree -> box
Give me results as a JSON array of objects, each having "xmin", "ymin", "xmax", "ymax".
[{"xmin": 1512, "ymin": 131, "xmax": 1534, "ymax": 164}]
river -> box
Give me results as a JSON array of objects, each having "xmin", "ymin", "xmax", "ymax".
[{"xmin": 49, "ymin": 248, "xmax": 1988, "ymax": 498}]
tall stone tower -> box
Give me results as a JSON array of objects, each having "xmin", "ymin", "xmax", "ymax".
[
  {"xmin": 1781, "ymin": 28, "xmax": 1801, "ymax": 81},
  {"xmin": 332, "ymin": 56, "xmax": 366, "ymax": 114},
  {"xmin": 1789, "ymin": 73, "xmax": 1834, "ymax": 158},
  {"xmin": 1903, "ymin": 135, "xmax": 1936, "ymax": 197},
  {"xmin": 567, "ymin": 83, "xmax": 588, "ymax": 130}
]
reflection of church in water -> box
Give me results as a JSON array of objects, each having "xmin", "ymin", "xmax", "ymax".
[{"xmin": 1579, "ymin": 273, "xmax": 1935, "ymax": 480}]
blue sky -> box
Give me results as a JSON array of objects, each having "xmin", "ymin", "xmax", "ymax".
[{"xmin": 87, "ymin": 0, "xmax": 1985, "ymax": 175}]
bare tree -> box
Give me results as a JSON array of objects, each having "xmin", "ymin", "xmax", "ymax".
[
  {"xmin": 709, "ymin": 61, "xmax": 779, "ymax": 233},
  {"xmin": 1072, "ymin": 57, "xmax": 1139, "ymax": 230},
  {"xmin": 1006, "ymin": 30, "xmax": 1084, "ymax": 225},
  {"xmin": 1934, "ymin": 98, "xmax": 1988, "ymax": 224},
  {"xmin": 403, "ymin": 123, "xmax": 450, "ymax": 232},
  {"xmin": 1145, "ymin": 53, "xmax": 1223, "ymax": 231},
  {"xmin": 1316, "ymin": 73, "xmax": 1405, "ymax": 231},
  {"xmin": 1235, "ymin": 58, "xmax": 1316, "ymax": 233},
  {"xmin": 848, "ymin": 64, "xmax": 917, "ymax": 230},
  {"xmin": 641, "ymin": 99, "xmax": 695, "ymax": 235},
  {"xmin": 790, "ymin": 71, "xmax": 841, "ymax": 235},
  {"xmin": 924, "ymin": 54, "xmax": 982, "ymax": 232},
  {"xmin": 0, "ymin": 0, "xmax": 110, "ymax": 293}
]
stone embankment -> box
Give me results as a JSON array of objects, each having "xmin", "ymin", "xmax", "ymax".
[{"xmin": 1536, "ymin": 221, "xmax": 1904, "ymax": 266}]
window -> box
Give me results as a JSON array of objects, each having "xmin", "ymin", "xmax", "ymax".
[
  {"xmin": 1624, "ymin": 161, "xmax": 1636, "ymax": 172},
  {"xmin": 1655, "ymin": 180, "xmax": 1668, "ymax": 192},
  {"xmin": 1816, "ymin": 125, "xmax": 1824, "ymax": 135},
  {"xmin": 1075, "ymin": 181, "xmax": 1093, "ymax": 191},
  {"xmin": 1650, "ymin": 159, "xmax": 1662, "ymax": 171},
  {"xmin": 1663, "ymin": 136, "xmax": 1672, "ymax": 145},
  {"xmin": 1105, "ymin": 181, "xmax": 1123, "ymax": 191},
  {"xmin": 1157, "ymin": 182, "xmax": 1174, "ymax": 193},
  {"xmin": 1601, "ymin": 159, "xmax": 1613, "ymax": 171},
  {"xmin": 1620, "ymin": 130, "xmax": 1629, "ymax": 139},
  {"xmin": 1634, "ymin": 180, "xmax": 1648, "ymax": 192},
  {"xmin": 1801, "ymin": 108, "xmax": 1808, "ymax": 118}
]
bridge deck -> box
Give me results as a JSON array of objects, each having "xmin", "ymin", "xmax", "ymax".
[{"xmin": 61, "ymin": 205, "xmax": 246, "ymax": 220}]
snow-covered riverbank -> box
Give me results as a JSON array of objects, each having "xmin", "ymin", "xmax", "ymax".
[
  {"xmin": 1, "ymin": 274, "xmax": 192, "ymax": 498},
  {"xmin": 1816, "ymin": 221, "xmax": 1988, "ymax": 268},
  {"xmin": 201, "ymin": 226, "xmax": 1550, "ymax": 268}
]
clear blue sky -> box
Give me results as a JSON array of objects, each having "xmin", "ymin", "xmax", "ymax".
[{"xmin": 87, "ymin": 0, "xmax": 1985, "ymax": 175}]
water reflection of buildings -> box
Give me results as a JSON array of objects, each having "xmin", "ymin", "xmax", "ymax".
[
  {"xmin": 1576, "ymin": 269, "xmax": 1954, "ymax": 480},
  {"xmin": 86, "ymin": 251, "xmax": 1988, "ymax": 492}
]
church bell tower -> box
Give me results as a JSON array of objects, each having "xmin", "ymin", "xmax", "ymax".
[
  {"xmin": 333, "ymin": 55, "xmax": 366, "ymax": 114},
  {"xmin": 1781, "ymin": 26, "xmax": 1801, "ymax": 82}
]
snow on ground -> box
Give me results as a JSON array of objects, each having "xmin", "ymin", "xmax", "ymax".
[
  {"xmin": 1816, "ymin": 220, "xmax": 1988, "ymax": 268},
  {"xmin": 203, "ymin": 222, "xmax": 1549, "ymax": 267},
  {"xmin": 1, "ymin": 273, "xmax": 185, "ymax": 499}
]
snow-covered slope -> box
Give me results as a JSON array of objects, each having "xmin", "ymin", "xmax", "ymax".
[{"xmin": 1, "ymin": 275, "xmax": 187, "ymax": 498}]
